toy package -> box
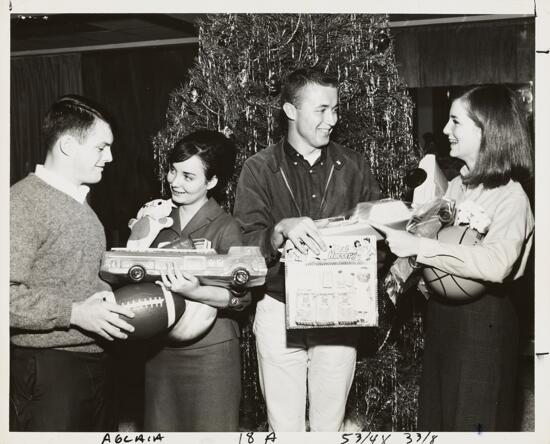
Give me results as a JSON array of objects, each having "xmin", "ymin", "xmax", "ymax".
[
  {"xmin": 314, "ymin": 198, "xmax": 412, "ymax": 240},
  {"xmin": 284, "ymin": 235, "xmax": 378, "ymax": 329}
]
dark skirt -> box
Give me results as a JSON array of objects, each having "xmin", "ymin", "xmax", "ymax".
[
  {"xmin": 143, "ymin": 338, "xmax": 241, "ymax": 432},
  {"xmin": 418, "ymin": 289, "xmax": 519, "ymax": 432}
]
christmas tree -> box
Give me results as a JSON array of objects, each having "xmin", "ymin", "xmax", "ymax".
[{"xmin": 153, "ymin": 13, "xmax": 423, "ymax": 430}]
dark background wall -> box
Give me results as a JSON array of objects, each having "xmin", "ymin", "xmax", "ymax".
[
  {"xmin": 11, "ymin": 54, "xmax": 83, "ymax": 183},
  {"xmin": 393, "ymin": 18, "xmax": 534, "ymax": 87},
  {"xmin": 81, "ymin": 44, "xmax": 198, "ymax": 246}
]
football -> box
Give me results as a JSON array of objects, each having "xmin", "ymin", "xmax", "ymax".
[
  {"xmin": 114, "ymin": 282, "xmax": 186, "ymax": 340},
  {"xmin": 422, "ymin": 225, "xmax": 487, "ymax": 301}
]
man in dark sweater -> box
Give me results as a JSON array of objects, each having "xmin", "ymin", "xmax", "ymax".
[
  {"xmin": 10, "ymin": 95, "xmax": 135, "ymax": 431},
  {"xmin": 234, "ymin": 68, "xmax": 381, "ymax": 431}
]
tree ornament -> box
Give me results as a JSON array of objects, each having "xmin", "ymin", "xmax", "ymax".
[
  {"xmin": 222, "ymin": 126, "xmax": 234, "ymax": 138},
  {"xmin": 265, "ymin": 70, "xmax": 280, "ymax": 96},
  {"xmin": 339, "ymin": 79, "xmax": 356, "ymax": 103},
  {"xmin": 189, "ymin": 88, "xmax": 200, "ymax": 103},
  {"xmin": 238, "ymin": 69, "xmax": 249, "ymax": 87},
  {"xmin": 217, "ymin": 30, "xmax": 230, "ymax": 48},
  {"xmin": 377, "ymin": 30, "xmax": 391, "ymax": 52}
]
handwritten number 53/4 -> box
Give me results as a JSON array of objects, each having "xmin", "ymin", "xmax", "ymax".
[{"xmin": 340, "ymin": 432, "xmax": 437, "ymax": 444}]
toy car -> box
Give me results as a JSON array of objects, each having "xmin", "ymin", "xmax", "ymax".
[{"xmin": 100, "ymin": 246, "xmax": 267, "ymax": 288}]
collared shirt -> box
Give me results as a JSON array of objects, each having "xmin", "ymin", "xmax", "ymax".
[
  {"xmin": 35, "ymin": 164, "xmax": 89, "ymax": 204},
  {"xmin": 282, "ymin": 140, "xmax": 331, "ymax": 220}
]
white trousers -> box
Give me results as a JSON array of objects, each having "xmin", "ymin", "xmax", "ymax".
[{"xmin": 253, "ymin": 295, "xmax": 358, "ymax": 432}]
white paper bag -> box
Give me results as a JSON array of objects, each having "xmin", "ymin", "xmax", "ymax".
[{"xmin": 412, "ymin": 154, "xmax": 448, "ymax": 207}]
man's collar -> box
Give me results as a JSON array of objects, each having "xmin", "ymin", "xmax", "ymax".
[
  {"xmin": 283, "ymin": 139, "xmax": 327, "ymax": 166},
  {"xmin": 268, "ymin": 139, "xmax": 346, "ymax": 173},
  {"xmin": 34, "ymin": 165, "xmax": 90, "ymax": 204}
]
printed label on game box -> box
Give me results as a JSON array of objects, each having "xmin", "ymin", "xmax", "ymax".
[{"xmin": 284, "ymin": 235, "xmax": 378, "ymax": 329}]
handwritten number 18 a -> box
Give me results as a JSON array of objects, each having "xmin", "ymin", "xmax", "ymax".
[{"xmin": 239, "ymin": 432, "xmax": 276, "ymax": 444}]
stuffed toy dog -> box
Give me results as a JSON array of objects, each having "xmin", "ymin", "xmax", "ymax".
[{"xmin": 127, "ymin": 199, "xmax": 175, "ymax": 250}]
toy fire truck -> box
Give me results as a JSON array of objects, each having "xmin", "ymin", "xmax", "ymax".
[{"xmin": 100, "ymin": 246, "xmax": 267, "ymax": 289}]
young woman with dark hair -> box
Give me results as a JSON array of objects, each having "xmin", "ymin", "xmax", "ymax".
[
  {"xmin": 371, "ymin": 85, "xmax": 534, "ymax": 431},
  {"xmin": 143, "ymin": 130, "xmax": 250, "ymax": 432}
]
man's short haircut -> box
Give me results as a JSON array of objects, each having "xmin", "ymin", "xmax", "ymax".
[
  {"xmin": 453, "ymin": 85, "xmax": 534, "ymax": 189},
  {"xmin": 280, "ymin": 67, "xmax": 338, "ymax": 108},
  {"xmin": 42, "ymin": 95, "xmax": 112, "ymax": 152}
]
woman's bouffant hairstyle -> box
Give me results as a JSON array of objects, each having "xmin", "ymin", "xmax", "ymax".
[
  {"xmin": 453, "ymin": 84, "xmax": 533, "ymax": 189},
  {"xmin": 168, "ymin": 129, "xmax": 237, "ymax": 202}
]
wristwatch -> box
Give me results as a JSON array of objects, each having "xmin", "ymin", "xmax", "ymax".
[{"xmin": 229, "ymin": 295, "xmax": 241, "ymax": 308}]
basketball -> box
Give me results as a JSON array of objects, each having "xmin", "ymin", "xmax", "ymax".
[
  {"xmin": 114, "ymin": 282, "xmax": 186, "ymax": 340},
  {"xmin": 422, "ymin": 225, "xmax": 487, "ymax": 301}
]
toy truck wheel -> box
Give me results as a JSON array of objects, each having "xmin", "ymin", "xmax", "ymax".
[
  {"xmin": 128, "ymin": 265, "xmax": 146, "ymax": 282},
  {"xmin": 232, "ymin": 267, "xmax": 250, "ymax": 287}
]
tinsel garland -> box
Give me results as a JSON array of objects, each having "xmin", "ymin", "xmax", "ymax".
[{"xmin": 152, "ymin": 13, "xmax": 423, "ymax": 431}]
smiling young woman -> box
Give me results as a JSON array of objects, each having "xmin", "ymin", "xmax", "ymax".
[
  {"xmin": 143, "ymin": 130, "xmax": 251, "ymax": 432},
  {"xmin": 376, "ymin": 85, "xmax": 534, "ymax": 431}
]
